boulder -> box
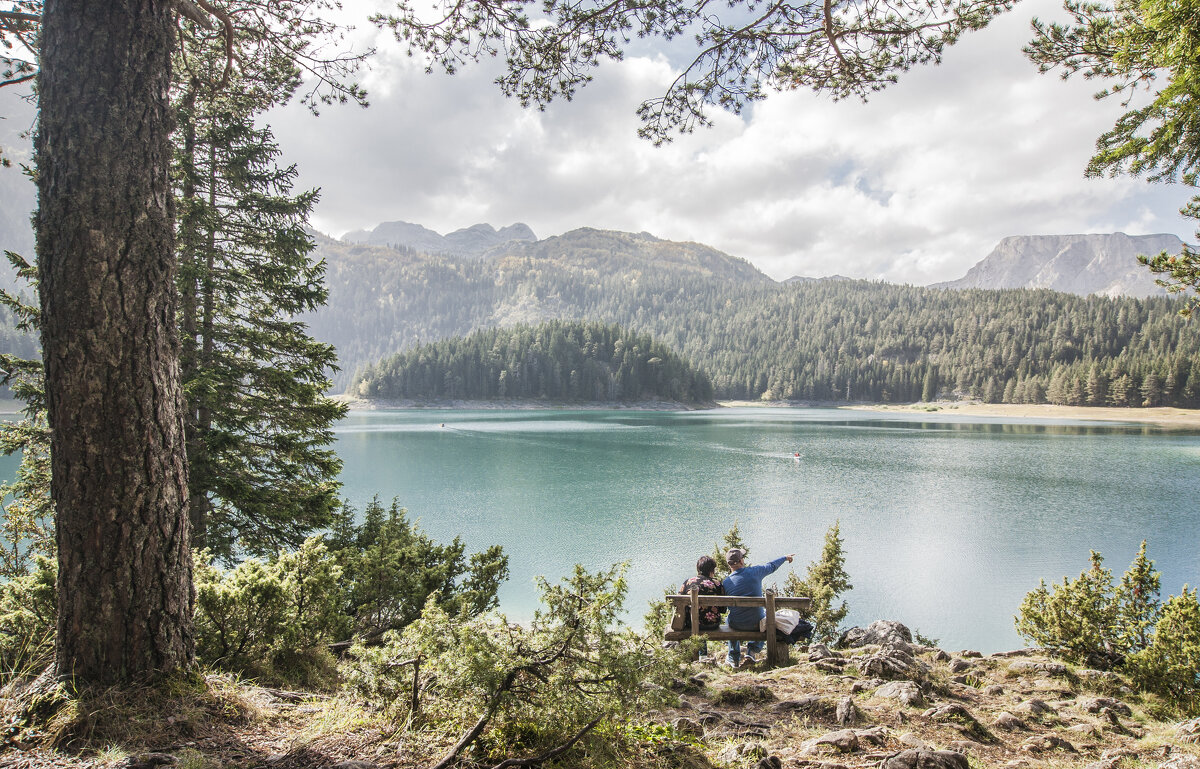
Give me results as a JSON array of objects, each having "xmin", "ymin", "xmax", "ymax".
[
  {"xmin": 949, "ymin": 658, "xmax": 972, "ymax": 673},
  {"xmin": 671, "ymin": 717, "xmax": 704, "ymax": 737},
  {"xmin": 770, "ymin": 696, "xmax": 835, "ymax": 718},
  {"xmin": 880, "ymin": 749, "xmax": 969, "ymax": 769},
  {"xmin": 1013, "ymin": 698, "xmax": 1056, "ymax": 716},
  {"xmin": 1065, "ymin": 723, "xmax": 1100, "ymax": 739},
  {"xmin": 809, "ymin": 644, "xmax": 841, "ymax": 661},
  {"xmin": 754, "ymin": 758, "xmax": 783, "ymax": 769},
  {"xmin": 1076, "ymin": 669, "xmax": 1122, "ymax": 685},
  {"xmin": 1160, "ymin": 755, "xmax": 1200, "ymax": 769},
  {"xmin": 982, "ymin": 684, "xmax": 1004, "ymax": 696},
  {"xmin": 809, "ymin": 729, "xmax": 860, "ymax": 753},
  {"xmin": 1020, "ymin": 735, "xmax": 1075, "ymax": 753},
  {"xmin": 922, "ymin": 704, "xmax": 995, "ymax": 744},
  {"xmin": 990, "ymin": 648, "xmax": 1044, "ymax": 658},
  {"xmin": 932, "ymin": 650, "xmax": 951, "ymax": 662},
  {"xmin": 855, "ymin": 647, "xmax": 930, "ymax": 680},
  {"xmin": 814, "ymin": 659, "xmax": 848, "ymax": 674},
  {"xmin": 1079, "ymin": 697, "xmax": 1132, "ymax": 716},
  {"xmin": 991, "ymin": 712, "xmax": 1027, "ymax": 731},
  {"xmin": 836, "ymin": 696, "xmax": 857, "ymax": 726},
  {"xmin": 875, "ymin": 681, "xmax": 924, "ymax": 708},
  {"xmin": 855, "ymin": 726, "xmax": 889, "ymax": 746},
  {"xmin": 1008, "ymin": 660, "xmax": 1069, "ymax": 676},
  {"xmin": 839, "ymin": 620, "xmax": 913, "ymax": 649},
  {"xmin": 899, "ymin": 734, "xmax": 929, "ymax": 750},
  {"xmin": 960, "ymin": 650, "xmax": 983, "ymax": 658}
]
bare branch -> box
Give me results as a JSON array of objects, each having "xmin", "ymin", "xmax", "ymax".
[
  {"xmin": 193, "ymin": 0, "xmax": 234, "ymax": 89},
  {"xmin": 174, "ymin": 0, "xmax": 214, "ymax": 29}
]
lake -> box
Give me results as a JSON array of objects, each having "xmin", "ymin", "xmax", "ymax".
[
  {"xmin": 3, "ymin": 406, "xmax": 1195, "ymax": 652},
  {"xmin": 333, "ymin": 407, "xmax": 1200, "ymax": 652}
]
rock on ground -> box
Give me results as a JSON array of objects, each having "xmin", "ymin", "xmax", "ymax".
[
  {"xmin": 881, "ymin": 749, "xmax": 970, "ymax": 769},
  {"xmin": 839, "ymin": 620, "xmax": 913, "ymax": 649},
  {"xmin": 876, "ymin": 681, "xmax": 925, "ymax": 707}
]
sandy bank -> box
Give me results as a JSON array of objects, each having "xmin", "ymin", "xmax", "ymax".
[
  {"xmin": 331, "ymin": 394, "xmax": 716, "ymax": 411},
  {"xmin": 721, "ymin": 399, "xmax": 1200, "ymax": 429}
]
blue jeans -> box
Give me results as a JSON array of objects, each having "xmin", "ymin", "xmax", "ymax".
[{"xmin": 726, "ymin": 619, "xmax": 763, "ymax": 664}]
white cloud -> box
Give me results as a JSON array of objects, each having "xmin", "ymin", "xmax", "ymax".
[{"xmin": 271, "ymin": 0, "xmax": 1192, "ymax": 284}]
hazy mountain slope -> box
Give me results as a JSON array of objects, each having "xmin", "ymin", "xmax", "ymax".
[
  {"xmin": 935, "ymin": 233, "xmax": 1184, "ymax": 297},
  {"xmin": 341, "ymin": 220, "xmax": 536, "ymax": 258},
  {"xmin": 306, "ymin": 226, "xmax": 772, "ymax": 386},
  {"xmin": 487, "ymin": 227, "xmax": 772, "ymax": 284},
  {"xmin": 308, "ymin": 226, "xmax": 1200, "ymax": 409}
]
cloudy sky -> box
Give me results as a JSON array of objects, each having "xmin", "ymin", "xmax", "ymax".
[{"xmin": 270, "ymin": 0, "xmax": 1189, "ymax": 285}]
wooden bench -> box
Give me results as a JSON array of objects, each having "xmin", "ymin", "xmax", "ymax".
[{"xmin": 664, "ymin": 588, "xmax": 811, "ymax": 668}]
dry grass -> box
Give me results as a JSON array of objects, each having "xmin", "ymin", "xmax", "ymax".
[{"xmin": 3, "ymin": 648, "xmax": 1197, "ymax": 769}]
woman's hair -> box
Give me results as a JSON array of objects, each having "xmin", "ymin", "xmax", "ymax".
[{"xmin": 696, "ymin": 555, "xmax": 717, "ymax": 577}]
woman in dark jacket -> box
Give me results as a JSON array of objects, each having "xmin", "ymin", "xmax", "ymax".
[{"xmin": 680, "ymin": 555, "xmax": 725, "ymax": 630}]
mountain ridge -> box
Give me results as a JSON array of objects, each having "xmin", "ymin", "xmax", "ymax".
[
  {"xmin": 934, "ymin": 232, "xmax": 1185, "ymax": 297},
  {"xmin": 340, "ymin": 219, "xmax": 537, "ymax": 258}
]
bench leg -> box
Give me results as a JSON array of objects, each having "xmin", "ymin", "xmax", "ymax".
[{"xmin": 770, "ymin": 641, "xmax": 790, "ymax": 667}]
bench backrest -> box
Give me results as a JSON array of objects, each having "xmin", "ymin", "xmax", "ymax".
[{"xmin": 666, "ymin": 588, "xmax": 810, "ymax": 633}]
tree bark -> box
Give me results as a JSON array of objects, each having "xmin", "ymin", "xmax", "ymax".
[{"xmin": 37, "ymin": 0, "xmax": 194, "ymax": 684}]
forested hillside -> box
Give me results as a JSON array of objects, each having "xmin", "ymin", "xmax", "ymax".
[
  {"xmin": 311, "ymin": 230, "xmax": 1200, "ymax": 407},
  {"xmin": 352, "ymin": 321, "xmax": 714, "ymax": 403}
]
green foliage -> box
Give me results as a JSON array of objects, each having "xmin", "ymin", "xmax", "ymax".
[
  {"xmin": 784, "ymin": 522, "xmax": 853, "ymax": 644},
  {"xmin": 1025, "ymin": 0, "xmax": 1200, "ymax": 315},
  {"xmin": 1115, "ymin": 540, "xmax": 1162, "ymax": 653},
  {"xmin": 191, "ymin": 502, "xmax": 508, "ymax": 685},
  {"xmin": 1015, "ymin": 551, "xmax": 1120, "ymax": 667},
  {"xmin": 1127, "ymin": 587, "xmax": 1200, "ymax": 714},
  {"xmin": 0, "ymin": 554, "xmax": 55, "ymax": 680},
  {"xmin": 376, "ymin": 0, "xmax": 1012, "ymax": 144},
  {"xmin": 353, "ymin": 320, "xmax": 712, "ymax": 404},
  {"xmin": 175, "ymin": 75, "xmax": 347, "ymax": 561},
  {"xmin": 346, "ymin": 564, "xmax": 674, "ymax": 757},
  {"xmin": 332, "ymin": 497, "xmax": 509, "ymax": 638},
  {"xmin": 710, "ymin": 521, "xmax": 748, "ymax": 578},
  {"xmin": 1015, "ymin": 542, "xmax": 1186, "ymax": 699},
  {"xmin": 0, "ymin": 251, "xmax": 51, "ymax": 580},
  {"xmin": 193, "ymin": 538, "xmax": 349, "ymax": 684}
]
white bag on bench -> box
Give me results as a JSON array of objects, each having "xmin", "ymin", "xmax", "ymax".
[{"xmin": 761, "ymin": 609, "xmax": 802, "ymax": 633}]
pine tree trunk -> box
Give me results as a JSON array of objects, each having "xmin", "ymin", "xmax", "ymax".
[{"xmin": 37, "ymin": 0, "xmax": 194, "ymax": 684}]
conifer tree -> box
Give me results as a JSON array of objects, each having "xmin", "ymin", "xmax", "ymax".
[
  {"xmin": 174, "ymin": 29, "xmax": 347, "ymax": 560},
  {"xmin": 1115, "ymin": 540, "xmax": 1162, "ymax": 654},
  {"xmin": 785, "ymin": 522, "xmax": 852, "ymax": 644},
  {"xmin": 711, "ymin": 521, "xmax": 748, "ymax": 578}
]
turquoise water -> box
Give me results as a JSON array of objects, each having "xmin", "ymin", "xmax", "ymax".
[
  {"xmin": 334, "ymin": 407, "xmax": 1200, "ymax": 652},
  {"xmin": 5, "ymin": 407, "xmax": 1195, "ymax": 651}
]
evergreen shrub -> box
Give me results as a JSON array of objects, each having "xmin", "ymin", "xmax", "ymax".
[
  {"xmin": 346, "ymin": 564, "xmax": 676, "ymax": 759},
  {"xmin": 0, "ymin": 555, "xmax": 55, "ymax": 679}
]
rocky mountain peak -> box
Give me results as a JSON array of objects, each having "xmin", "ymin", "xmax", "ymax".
[
  {"xmin": 339, "ymin": 219, "xmax": 537, "ymax": 258},
  {"xmin": 935, "ymin": 233, "xmax": 1186, "ymax": 297}
]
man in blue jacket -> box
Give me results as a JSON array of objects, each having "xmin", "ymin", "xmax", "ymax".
[{"xmin": 722, "ymin": 547, "xmax": 794, "ymax": 667}]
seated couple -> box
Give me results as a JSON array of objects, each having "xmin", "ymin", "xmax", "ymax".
[{"xmin": 680, "ymin": 548, "xmax": 813, "ymax": 668}]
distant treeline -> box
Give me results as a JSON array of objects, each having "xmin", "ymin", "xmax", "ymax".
[
  {"xmin": 353, "ymin": 321, "xmax": 714, "ymax": 404},
  {"xmin": 314, "ymin": 232, "xmax": 1200, "ymax": 407},
  {"xmin": 666, "ymin": 281, "xmax": 1200, "ymax": 407}
]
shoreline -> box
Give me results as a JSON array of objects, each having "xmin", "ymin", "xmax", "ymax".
[
  {"xmin": 330, "ymin": 394, "xmax": 718, "ymax": 411},
  {"xmin": 334, "ymin": 394, "xmax": 1200, "ymax": 429},
  {"xmin": 729, "ymin": 398, "xmax": 1200, "ymax": 429}
]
